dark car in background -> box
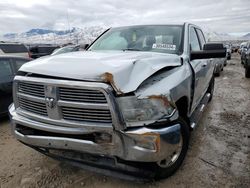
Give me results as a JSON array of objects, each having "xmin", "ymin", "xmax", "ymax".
[
  {"xmin": 0, "ymin": 42, "xmax": 30, "ymax": 58},
  {"xmin": 0, "ymin": 56, "xmax": 31, "ymax": 117},
  {"xmin": 28, "ymin": 45, "xmax": 59, "ymax": 59},
  {"xmin": 241, "ymin": 41, "xmax": 249, "ymax": 65},
  {"xmin": 241, "ymin": 42, "xmax": 250, "ymax": 78}
]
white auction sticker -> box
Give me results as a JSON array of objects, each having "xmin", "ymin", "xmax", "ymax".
[{"xmin": 152, "ymin": 43, "xmax": 176, "ymax": 50}]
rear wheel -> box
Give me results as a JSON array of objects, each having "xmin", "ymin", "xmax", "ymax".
[{"xmin": 155, "ymin": 117, "xmax": 189, "ymax": 179}]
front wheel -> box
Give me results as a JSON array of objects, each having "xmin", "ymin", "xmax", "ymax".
[{"xmin": 154, "ymin": 117, "xmax": 190, "ymax": 179}]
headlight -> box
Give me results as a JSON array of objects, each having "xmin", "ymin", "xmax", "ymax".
[{"xmin": 117, "ymin": 95, "xmax": 175, "ymax": 127}]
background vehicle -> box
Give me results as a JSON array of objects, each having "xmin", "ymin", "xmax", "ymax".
[
  {"xmin": 0, "ymin": 56, "xmax": 31, "ymax": 117},
  {"xmin": 242, "ymin": 42, "xmax": 250, "ymax": 78},
  {"xmin": 9, "ymin": 23, "xmax": 226, "ymax": 180},
  {"xmin": 239, "ymin": 42, "xmax": 247, "ymax": 55},
  {"xmin": 225, "ymin": 44, "xmax": 231, "ymax": 60},
  {"xmin": 241, "ymin": 41, "xmax": 249, "ymax": 65},
  {"xmin": 51, "ymin": 44, "xmax": 86, "ymax": 56},
  {"xmin": 0, "ymin": 42, "xmax": 30, "ymax": 58},
  {"xmin": 213, "ymin": 58, "xmax": 224, "ymax": 76},
  {"xmin": 231, "ymin": 44, "xmax": 239, "ymax": 53},
  {"xmin": 207, "ymin": 43, "xmax": 226, "ymax": 76},
  {"xmin": 29, "ymin": 45, "xmax": 59, "ymax": 58}
]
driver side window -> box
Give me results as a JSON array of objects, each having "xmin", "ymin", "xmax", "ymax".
[{"xmin": 190, "ymin": 27, "xmax": 201, "ymax": 51}]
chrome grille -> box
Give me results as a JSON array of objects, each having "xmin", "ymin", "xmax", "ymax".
[
  {"xmin": 18, "ymin": 82, "xmax": 44, "ymax": 98},
  {"xmin": 62, "ymin": 107, "xmax": 112, "ymax": 123},
  {"xmin": 59, "ymin": 87, "xmax": 107, "ymax": 103},
  {"xmin": 15, "ymin": 77, "xmax": 117, "ymax": 126},
  {"xmin": 19, "ymin": 97, "xmax": 47, "ymax": 116}
]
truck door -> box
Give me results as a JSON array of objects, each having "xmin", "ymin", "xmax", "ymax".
[
  {"xmin": 189, "ymin": 27, "xmax": 210, "ymax": 112},
  {"xmin": 196, "ymin": 29, "xmax": 214, "ymax": 92}
]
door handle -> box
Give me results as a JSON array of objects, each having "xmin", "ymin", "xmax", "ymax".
[{"xmin": 202, "ymin": 63, "xmax": 207, "ymax": 67}]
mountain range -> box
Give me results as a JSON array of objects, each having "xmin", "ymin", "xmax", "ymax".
[
  {"xmin": 1, "ymin": 26, "xmax": 106, "ymax": 44},
  {"xmin": 1, "ymin": 27, "xmax": 249, "ymax": 44}
]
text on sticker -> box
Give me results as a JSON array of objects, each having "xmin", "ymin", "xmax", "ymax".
[{"xmin": 152, "ymin": 43, "xmax": 176, "ymax": 50}]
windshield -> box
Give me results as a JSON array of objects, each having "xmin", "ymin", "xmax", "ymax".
[{"xmin": 89, "ymin": 25, "xmax": 183, "ymax": 54}]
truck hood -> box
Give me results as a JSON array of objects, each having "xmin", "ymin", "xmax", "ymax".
[{"xmin": 20, "ymin": 51, "xmax": 181, "ymax": 93}]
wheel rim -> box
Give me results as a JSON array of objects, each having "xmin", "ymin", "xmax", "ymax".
[{"xmin": 157, "ymin": 134, "xmax": 183, "ymax": 168}]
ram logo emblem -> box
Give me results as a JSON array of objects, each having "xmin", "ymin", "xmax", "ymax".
[{"xmin": 45, "ymin": 97, "xmax": 56, "ymax": 108}]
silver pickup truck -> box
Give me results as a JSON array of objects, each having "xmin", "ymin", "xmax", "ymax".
[{"xmin": 9, "ymin": 23, "xmax": 226, "ymax": 180}]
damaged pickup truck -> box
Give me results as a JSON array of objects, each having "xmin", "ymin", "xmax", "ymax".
[{"xmin": 9, "ymin": 23, "xmax": 226, "ymax": 180}]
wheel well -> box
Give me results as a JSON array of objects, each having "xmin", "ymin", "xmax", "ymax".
[{"xmin": 175, "ymin": 96, "xmax": 190, "ymax": 125}]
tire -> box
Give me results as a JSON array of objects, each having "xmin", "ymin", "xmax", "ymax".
[
  {"xmin": 154, "ymin": 117, "xmax": 190, "ymax": 180},
  {"xmin": 207, "ymin": 76, "xmax": 215, "ymax": 102},
  {"xmin": 245, "ymin": 67, "xmax": 250, "ymax": 78}
]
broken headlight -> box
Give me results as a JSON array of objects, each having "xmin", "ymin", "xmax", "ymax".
[{"xmin": 117, "ymin": 95, "xmax": 175, "ymax": 127}]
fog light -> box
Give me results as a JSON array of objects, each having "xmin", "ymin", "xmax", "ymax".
[
  {"xmin": 133, "ymin": 133, "xmax": 160, "ymax": 151},
  {"xmin": 135, "ymin": 139, "xmax": 156, "ymax": 150},
  {"xmin": 94, "ymin": 133, "xmax": 112, "ymax": 143}
]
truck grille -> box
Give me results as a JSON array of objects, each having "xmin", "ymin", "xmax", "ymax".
[
  {"xmin": 59, "ymin": 87, "xmax": 107, "ymax": 103},
  {"xmin": 19, "ymin": 98, "xmax": 47, "ymax": 116},
  {"xmin": 18, "ymin": 82, "xmax": 45, "ymax": 98},
  {"xmin": 15, "ymin": 78, "xmax": 114, "ymax": 126},
  {"xmin": 62, "ymin": 107, "xmax": 112, "ymax": 123}
]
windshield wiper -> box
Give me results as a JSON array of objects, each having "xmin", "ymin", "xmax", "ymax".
[{"xmin": 122, "ymin": 48, "xmax": 141, "ymax": 51}]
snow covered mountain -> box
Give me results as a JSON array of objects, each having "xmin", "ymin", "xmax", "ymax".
[
  {"xmin": 242, "ymin": 33, "xmax": 250, "ymax": 40},
  {"xmin": 1, "ymin": 26, "xmax": 106, "ymax": 44},
  {"xmin": 1, "ymin": 26, "xmax": 247, "ymax": 44}
]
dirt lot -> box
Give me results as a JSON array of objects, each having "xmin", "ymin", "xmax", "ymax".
[{"xmin": 0, "ymin": 54, "xmax": 249, "ymax": 188}]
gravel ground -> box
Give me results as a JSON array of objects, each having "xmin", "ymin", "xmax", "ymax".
[{"xmin": 0, "ymin": 53, "xmax": 249, "ymax": 188}]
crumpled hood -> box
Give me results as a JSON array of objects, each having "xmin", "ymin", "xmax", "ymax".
[{"xmin": 20, "ymin": 51, "xmax": 181, "ymax": 93}]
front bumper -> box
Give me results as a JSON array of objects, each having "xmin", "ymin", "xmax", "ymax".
[{"xmin": 9, "ymin": 104, "xmax": 181, "ymax": 163}]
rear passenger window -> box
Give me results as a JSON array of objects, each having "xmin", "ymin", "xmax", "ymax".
[
  {"xmin": 190, "ymin": 27, "xmax": 201, "ymax": 51},
  {"xmin": 0, "ymin": 44, "xmax": 28, "ymax": 53},
  {"xmin": 196, "ymin": 29, "xmax": 206, "ymax": 49},
  {"xmin": 0, "ymin": 59, "xmax": 12, "ymax": 77}
]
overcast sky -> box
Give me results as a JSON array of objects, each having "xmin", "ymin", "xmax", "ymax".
[{"xmin": 0, "ymin": 0, "xmax": 249, "ymax": 35}]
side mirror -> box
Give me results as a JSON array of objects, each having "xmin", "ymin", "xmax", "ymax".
[
  {"xmin": 83, "ymin": 44, "xmax": 89, "ymax": 50},
  {"xmin": 191, "ymin": 43, "xmax": 226, "ymax": 60}
]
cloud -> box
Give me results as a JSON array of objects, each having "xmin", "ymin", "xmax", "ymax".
[{"xmin": 0, "ymin": 0, "xmax": 249, "ymax": 35}]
